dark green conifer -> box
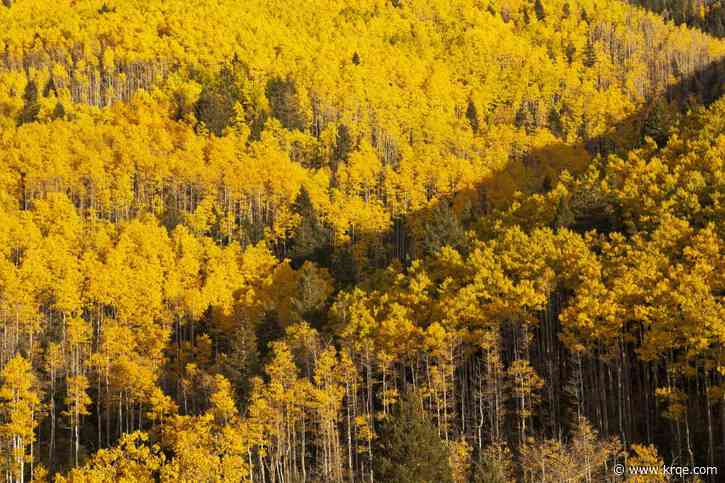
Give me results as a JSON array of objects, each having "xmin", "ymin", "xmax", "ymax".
[
  {"xmin": 373, "ymin": 391, "xmax": 453, "ymax": 483},
  {"xmin": 466, "ymin": 98, "xmax": 479, "ymax": 134},
  {"xmin": 18, "ymin": 80, "xmax": 40, "ymax": 125}
]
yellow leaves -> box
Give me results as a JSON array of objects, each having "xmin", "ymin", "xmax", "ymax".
[
  {"xmin": 201, "ymin": 243, "xmax": 242, "ymax": 317},
  {"xmin": 380, "ymin": 303, "xmax": 420, "ymax": 358},
  {"xmin": 0, "ymin": 354, "xmax": 40, "ymax": 445},
  {"xmin": 160, "ymin": 413, "xmax": 251, "ymax": 483},
  {"xmin": 402, "ymin": 260, "xmax": 432, "ymax": 306},
  {"xmin": 64, "ymin": 432, "xmax": 165, "ymax": 483},
  {"xmin": 288, "ymin": 261, "xmax": 334, "ymax": 323},
  {"xmin": 326, "ymin": 188, "xmax": 392, "ymax": 246},
  {"xmin": 31, "ymin": 193, "xmax": 82, "ymax": 241},
  {"xmin": 423, "ymin": 322, "xmax": 449, "ymax": 355},
  {"xmin": 45, "ymin": 342, "xmax": 64, "ymax": 374},
  {"xmin": 0, "ymin": 2, "xmax": 722, "ymax": 480},
  {"xmin": 67, "ymin": 316, "xmax": 91, "ymax": 348},
  {"xmin": 339, "ymin": 142, "xmax": 383, "ymax": 197},
  {"xmin": 655, "ymin": 386, "xmax": 687, "ymax": 422},
  {"xmin": 31, "ymin": 465, "xmax": 49, "ymax": 483},
  {"xmin": 311, "ymin": 346, "xmax": 347, "ymax": 423},
  {"xmin": 165, "ymin": 71, "xmax": 204, "ymax": 118},
  {"xmin": 167, "ymin": 225, "xmax": 206, "ymax": 320},
  {"xmin": 447, "ymin": 438, "xmax": 471, "ymax": 483},
  {"xmin": 626, "ymin": 444, "xmax": 667, "ymax": 483},
  {"xmin": 212, "ymin": 242, "xmax": 291, "ymax": 326},
  {"xmin": 209, "ymin": 375, "xmax": 238, "ymax": 425},
  {"xmin": 520, "ymin": 416, "xmax": 620, "ymax": 482},
  {"xmin": 184, "ymin": 196, "xmax": 217, "ymax": 236},
  {"xmin": 264, "ymin": 341, "xmax": 300, "ymax": 396},
  {"xmin": 147, "ymin": 388, "xmax": 178, "ymax": 426},
  {"xmin": 64, "ymin": 374, "xmax": 92, "ymax": 418},
  {"xmin": 160, "ymin": 415, "xmax": 220, "ymax": 482},
  {"xmin": 103, "ymin": 218, "xmax": 174, "ymax": 326},
  {"xmin": 508, "ymin": 359, "xmax": 544, "ymax": 399}
]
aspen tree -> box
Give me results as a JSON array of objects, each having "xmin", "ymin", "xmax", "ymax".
[{"xmin": 0, "ymin": 355, "xmax": 39, "ymax": 483}]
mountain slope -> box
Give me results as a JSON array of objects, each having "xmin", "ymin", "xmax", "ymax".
[{"xmin": 0, "ymin": 1, "xmax": 723, "ymax": 481}]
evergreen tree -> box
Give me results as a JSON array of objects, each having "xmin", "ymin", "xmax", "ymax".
[
  {"xmin": 290, "ymin": 187, "xmax": 332, "ymax": 266},
  {"xmin": 552, "ymin": 195, "xmax": 575, "ymax": 229},
  {"xmin": 334, "ymin": 123, "xmax": 353, "ymax": 165},
  {"xmin": 18, "ymin": 80, "xmax": 40, "ymax": 125},
  {"xmin": 466, "ymin": 98, "xmax": 480, "ymax": 134},
  {"xmin": 219, "ymin": 321, "xmax": 259, "ymax": 403},
  {"xmin": 583, "ymin": 38, "xmax": 597, "ymax": 67},
  {"xmin": 523, "ymin": 7, "xmax": 531, "ymax": 24},
  {"xmin": 194, "ymin": 65, "xmax": 243, "ymax": 135},
  {"xmin": 581, "ymin": 7, "xmax": 590, "ymax": 23},
  {"xmin": 420, "ymin": 201, "xmax": 466, "ymax": 257},
  {"xmin": 98, "ymin": 3, "xmax": 114, "ymax": 14},
  {"xmin": 565, "ymin": 41, "xmax": 576, "ymax": 64},
  {"xmin": 563, "ymin": 1, "xmax": 571, "ymax": 19},
  {"xmin": 266, "ymin": 77, "xmax": 306, "ymax": 131},
  {"xmin": 52, "ymin": 102, "xmax": 66, "ymax": 120},
  {"xmin": 642, "ymin": 98, "xmax": 672, "ymax": 146},
  {"xmin": 469, "ymin": 443, "xmax": 514, "ymax": 483},
  {"xmin": 373, "ymin": 391, "xmax": 453, "ymax": 483}
]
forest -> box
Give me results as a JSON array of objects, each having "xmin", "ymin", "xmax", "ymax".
[
  {"xmin": 0, "ymin": 0, "xmax": 724, "ymax": 481},
  {"xmin": 627, "ymin": 0, "xmax": 725, "ymax": 37}
]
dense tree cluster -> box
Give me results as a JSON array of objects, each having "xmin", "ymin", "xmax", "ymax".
[
  {"xmin": 629, "ymin": 0, "xmax": 725, "ymax": 37},
  {"xmin": 0, "ymin": 0, "xmax": 723, "ymax": 482}
]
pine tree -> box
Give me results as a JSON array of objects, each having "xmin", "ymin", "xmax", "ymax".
[
  {"xmin": 523, "ymin": 7, "xmax": 531, "ymax": 24},
  {"xmin": 552, "ymin": 195, "xmax": 575, "ymax": 229},
  {"xmin": 289, "ymin": 187, "xmax": 331, "ymax": 265},
  {"xmin": 584, "ymin": 38, "xmax": 597, "ymax": 67},
  {"xmin": 420, "ymin": 201, "xmax": 466, "ymax": 257},
  {"xmin": 334, "ymin": 123, "xmax": 353, "ymax": 165},
  {"xmin": 373, "ymin": 391, "xmax": 453, "ymax": 483},
  {"xmin": 266, "ymin": 77, "xmax": 306, "ymax": 131},
  {"xmin": 466, "ymin": 99, "xmax": 480, "ymax": 134},
  {"xmin": 469, "ymin": 442, "xmax": 514, "ymax": 483},
  {"xmin": 194, "ymin": 65, "xmax": 243, "ymax": 135},
  {"xmin": 565, "ymin": 41, "xmax": 576, "ymax": 65},
  {"xmin": 219, "ymin": 320, "xmax": 259, "ymax": 403},
  {"xmin": 642, "ymin": 98, "xmax": 672, "ymax": 146},
  {"xmin": 563, "ymin": 2, "xmax": 571, "ymax": 19},
  {"xmin": 18, "ymin": 81, "xmax": 40, "ymax": 125}
]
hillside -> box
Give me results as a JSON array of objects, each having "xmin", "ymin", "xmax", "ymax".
[
  {"xmin": 0, "ymin": 0, "xmax": 723, "ymax": 481},
  {"xmin": 629, "ymin": 0, "xmax": 725, "ymax": 37}
]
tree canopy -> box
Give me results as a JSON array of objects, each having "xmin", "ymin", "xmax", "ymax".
[{"xmin": 0, "ymin": 0, "xmax": 723, "ymax": 482}]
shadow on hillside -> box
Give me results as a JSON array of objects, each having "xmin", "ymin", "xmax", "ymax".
[
  {"xmin": 389, "ymin": 54, "xmax": 725, "ymax": 262},
  {"xmin": 344, "ymin": 54, "xmax": 725, "ymax": 472}
]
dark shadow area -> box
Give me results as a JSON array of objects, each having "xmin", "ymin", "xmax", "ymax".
[
  {"xmin": 371, "ymin": 55, "xmax": 725, "ymax": 265},
  {"xmin": 626, "ymin": 0, "xmax": 725, "ymax": 38},
  {"xmin": 308, "ymin": 53, "xmax": 725, "ymax": 477}
]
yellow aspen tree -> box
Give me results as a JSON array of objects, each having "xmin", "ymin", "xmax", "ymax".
[
  {"xmin": 507, "ymin": 359, "xmax": 544, "ymax": 445},
  {"xmin": 43, "ymin": 343, "xmax": 63, "ymax": 470},
  {"xmin": 60, "ymin": 432, "xmax": 165, "ymax": 483},
  {"xmin": 0, "ymin": 354, "xmax": 40, "ymax": 483},
  {"xmin": 64, "ymin": 375, "xmax": 91, "ymax": 468}
]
